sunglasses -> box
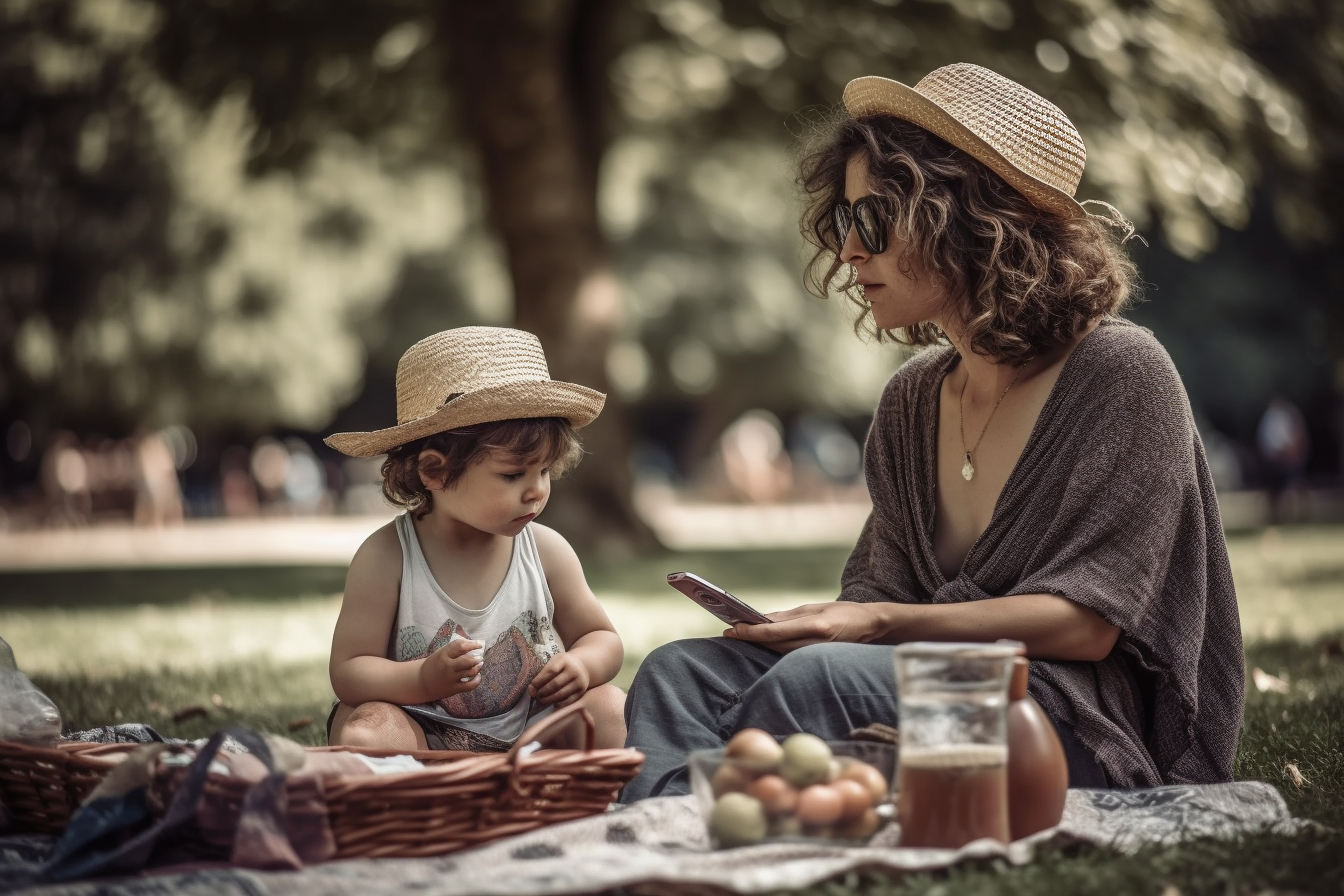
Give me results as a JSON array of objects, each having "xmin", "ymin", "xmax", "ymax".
[{"xmin": 831, "ymin": 196, "xmax": 890, "ymax": 255}]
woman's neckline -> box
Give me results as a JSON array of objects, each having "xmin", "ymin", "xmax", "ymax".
[{"xmin": 922, "ymin": 318, "xmax": 1117, "ymax": 585}]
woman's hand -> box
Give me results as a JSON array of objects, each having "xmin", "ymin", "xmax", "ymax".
[
  {"xmin": 418, "ymin": 639, "xmax": 484, "ymax": 699},
  {"xmin": 723, "ymin": 602, "xmax": 890, "ymax": 653},
  {"xmin": 529, "ymin": 652, "xmax": 591, "ymax": 707}
]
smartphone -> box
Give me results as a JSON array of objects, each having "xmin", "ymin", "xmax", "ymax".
[{"xmin": 667, "ymin": 572, "xmax": 773, "ymax": 626}]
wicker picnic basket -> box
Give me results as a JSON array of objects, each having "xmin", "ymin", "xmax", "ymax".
[
  {"xmin": 0, "ymin": 740, "xmax": 137, "ymax": 834},
  {"xmin": 153, "ymin": 704, "xmax": 644, "ymax": 860}
]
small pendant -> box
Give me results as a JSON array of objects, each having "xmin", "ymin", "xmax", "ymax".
[{"xmin": 961, "ymin": 453, "xmax": 975, "ymax": 481}]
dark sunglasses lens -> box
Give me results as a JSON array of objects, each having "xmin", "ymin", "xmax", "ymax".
[
  {"xmin": 854, "ymin": 200, "xmax": 887, "ymax": 254},
  {"xmin": 831, "ymin": 203, "xmax": 852, "ymax": 249}
]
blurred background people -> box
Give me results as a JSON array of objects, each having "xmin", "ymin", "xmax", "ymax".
[{"xmin": 1256, "ymin": 396, "xmax": 1311, "ymax": 523}]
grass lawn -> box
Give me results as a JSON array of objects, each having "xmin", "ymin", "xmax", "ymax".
[{"xmin": 3, "ymin": 524, "xmax": 1343, "ymax": 893}]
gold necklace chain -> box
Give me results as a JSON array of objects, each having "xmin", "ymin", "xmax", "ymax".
[{"xmin": 957, "ymin": 367, "xmax": 1022, "ymax": 482}]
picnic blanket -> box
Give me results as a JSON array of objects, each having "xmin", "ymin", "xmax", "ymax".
[{"xmin": 0, "ymin": 781, "xmax": 1298, "ymax": 895}]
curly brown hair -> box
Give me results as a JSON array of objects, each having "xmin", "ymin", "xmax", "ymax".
[
  {"xmin": 380, "ymin": 417, "xmax": 584, "ymax": 518},
  {"xmin": 798, "ymin": 113, "xmax": 1139, "ymax": 365}
]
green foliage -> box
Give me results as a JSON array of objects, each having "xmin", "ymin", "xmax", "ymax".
[
  {"xmin": 1, "ymin": 0, "xmax": 478, "ymax": 435},
  {"xmin": 595, "ymin": 0, "xmax": 1320, "ymax": 430},
  {"xmin": 2, "ymin": 0, "xmax": 1335, "ymax": 447}
]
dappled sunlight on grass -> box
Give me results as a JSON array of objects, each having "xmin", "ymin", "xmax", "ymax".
[
  {"xmin": 7, "ymin": 529, "xmax": 1344, "ymax": 894},
  {"xmin": 4, "ymin": 525, "xmax": 1340, "ymax": 683},
  {"xmin": 32, "ymin": 659, "xmax": 335, "ymax": 747},
  {"xmin": 1226, "ymin": 526, "xmax": 1344, "ymax": 641},
  {"xmin": 4, "ymin": 596, "xmax": 341, "ymax": 675}
]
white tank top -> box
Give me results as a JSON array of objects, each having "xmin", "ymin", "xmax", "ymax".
[{"xmin": 392, "ymin": 513, "xmax": 563, "ymax": 746}]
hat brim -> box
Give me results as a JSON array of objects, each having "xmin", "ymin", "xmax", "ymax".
[
  {"xmin": 324, "ymin": 380, "xmax": 606, "ymax": 458},
  {"xmin": 842, "ymin": 76, "xmax": 1087, "ymax": 220}
]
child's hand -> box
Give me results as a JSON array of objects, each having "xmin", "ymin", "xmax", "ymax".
[
  {"xmin": 420, "ymin": 639, "xmax": 484, "ymax": 698},
  {"xmin": 528, "ymin": 653, "xmax": 589, "ymax": 707}
]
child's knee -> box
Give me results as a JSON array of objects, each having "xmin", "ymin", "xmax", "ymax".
[
  {"xmin": 581, "ymin": 685, "xmax": 627, "ymax": 748},
  {"xmin": 333, "ymin": 701, "xmax": 422, "ymax": 751}
]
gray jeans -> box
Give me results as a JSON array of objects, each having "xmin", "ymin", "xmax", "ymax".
[{"xmin": 620, "ymin": 637, "xmax": 1107, "ymax": 803}]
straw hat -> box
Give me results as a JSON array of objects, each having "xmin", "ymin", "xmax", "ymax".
[
  {"xmin": 325, "ymin": 327, "xmax": 606, "ymax": 458},
  {"xmin": 843, "ymin": 63, "xmax": 1088, "ymax": 219}
]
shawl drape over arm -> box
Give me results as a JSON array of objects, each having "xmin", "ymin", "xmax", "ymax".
[{"xmin": 840, "ymin": 319, "xmax": 1244, "ymax": 786}]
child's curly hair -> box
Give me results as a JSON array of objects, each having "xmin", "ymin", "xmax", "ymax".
[
  {"xmin": 798, "ymin": 113, "xmax": 1140, "ymax": 365},
  {"xmin": 381, "ymin": 417, "xmax": 583, "ymax": 518}
]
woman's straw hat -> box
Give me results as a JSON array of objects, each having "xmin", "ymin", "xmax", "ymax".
[
  {"xmin": 843, "ymin": 63, "xmax": 1088, "ymax": 219},
  {"xmin": 325, "ymin": 327, "xmax": 606, "ymax": 458}
]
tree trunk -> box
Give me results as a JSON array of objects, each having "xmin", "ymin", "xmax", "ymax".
[{"xmin": 440, "ymin": 0, "xmax": 657, "ymax": 553}]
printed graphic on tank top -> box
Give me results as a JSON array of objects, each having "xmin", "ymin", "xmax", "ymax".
[{"xmin": 392, "ymin": 513, "xmax": 563, "ymax": 751}]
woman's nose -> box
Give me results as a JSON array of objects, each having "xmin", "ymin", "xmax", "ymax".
[{"xmin": 840, "ymin": 220, "xmax": 868, "ymax": 265}]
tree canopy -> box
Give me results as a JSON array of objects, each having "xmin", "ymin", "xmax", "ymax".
[{"xmin": 2, "ymin": 0, "xmax": 1336, "ymax": 530}]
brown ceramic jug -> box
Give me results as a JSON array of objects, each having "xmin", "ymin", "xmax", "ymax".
[{"xmin": 1006, "ymin": 656, "xmax": 1068, "ymax": 839}]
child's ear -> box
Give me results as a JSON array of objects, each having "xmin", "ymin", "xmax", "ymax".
[{"xmin": 417, "ymin": 448, "xmax": 450, "ymax": 491}]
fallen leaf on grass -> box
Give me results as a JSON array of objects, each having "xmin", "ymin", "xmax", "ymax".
[
  {"xmin": 1285, "ymin": 762, "xmax": 1309, "ymax": 789},
  {"xmin": 1251, "ymin": 667, "xmax": 1290, "ymax": 694},
  {"xmin": 287, "ymin": 716, "xmax": 314, "ymax": 732},
  {"xmin": 172, "ymin": 705, "xmax": 209, "ymax": 723}
]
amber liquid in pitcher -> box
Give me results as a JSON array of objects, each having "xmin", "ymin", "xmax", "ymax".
[{"xmin": 897, "ymin": 744, "xmax": 1010, "ymax": 848}]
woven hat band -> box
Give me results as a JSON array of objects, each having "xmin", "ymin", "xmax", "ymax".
[{"xmin": 395, "ymin": 327, "xmax": 552, "ymax": 424}]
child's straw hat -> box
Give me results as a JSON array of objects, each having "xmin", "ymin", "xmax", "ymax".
[
  {"xmin": 843, "ymin": 63, "xmax": 1088, "ymax": 219},
  {"xmin": 325, "ymin": 327, "xmax": 606, "ymax": 458}
]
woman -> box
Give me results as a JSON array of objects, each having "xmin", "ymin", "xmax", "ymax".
[{"xmin": 620, "ymin": 64, "xmax": 1243, "ymax": 801}]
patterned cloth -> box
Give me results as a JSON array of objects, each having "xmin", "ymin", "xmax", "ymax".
[
  {"xmin": 0, "ymin": 782, "xmax": 1298, "ymax": 895},
  {"xmin": 840, "ymin": 319, "xmax": 1244, "ymax": 787}
]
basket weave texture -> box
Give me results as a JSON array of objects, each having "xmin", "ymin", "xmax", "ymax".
[
  {"xmin": 154, "ymin": 706, "xmax": 643, "ymax": 860},
  {"xmin": 0, "ymin": 740, "xmax": 137, "ymax": 834},
  {"xmin": 2, "ymin": 707, "xmax": 642, "ymax": 859}
]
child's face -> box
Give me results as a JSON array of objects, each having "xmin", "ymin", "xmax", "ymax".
[{"xmin": 428, "ymin": 448, "xmax": 551, "ymax": 536}]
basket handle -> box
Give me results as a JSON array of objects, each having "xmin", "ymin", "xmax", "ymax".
[{"xmin": 506, "ymin": 704, "xmax": 596, "ymax": 759}]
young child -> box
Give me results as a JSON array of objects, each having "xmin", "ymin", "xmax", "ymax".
[{"xmin": 324, "ymin": 326, "xmax": 626, "ymax": 752}]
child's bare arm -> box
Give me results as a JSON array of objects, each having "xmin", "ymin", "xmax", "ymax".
[
  {"xmin": 329, "ymin": 523, "xmax": 483, "ymax": 706},
  {"xmin": 528, "ymin": 524, "xmax": 624, "ymax": 707}
]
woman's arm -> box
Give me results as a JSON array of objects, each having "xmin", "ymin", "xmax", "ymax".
[
  {"xmin": 528, "ymin": 524, "xmax": 623, "ymax": 705},
  {"xmin": 724, "ymin": 593, "xmax": 1119, "ymax": 661},
  {"xmin": 329, "ymin": 523, "xmax": 483, "ymax": 706}
]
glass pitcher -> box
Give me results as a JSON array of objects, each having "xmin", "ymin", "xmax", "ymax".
[{"xmin": 892, "ymin": 641, "xmax": 1018, "ymax": 849}]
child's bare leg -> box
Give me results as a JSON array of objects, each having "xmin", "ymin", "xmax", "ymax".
[
  {"xmin": 329, "ymin": 701, "xmax": 428, "ymax": 751},
  {"xmin": 573, "ymin": 684, "xmax": 627, "ymax": 749}
]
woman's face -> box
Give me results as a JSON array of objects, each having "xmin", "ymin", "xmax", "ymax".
[{"xmin": 840, "ymin": 153, "xmax": 946, "ymax": 332}]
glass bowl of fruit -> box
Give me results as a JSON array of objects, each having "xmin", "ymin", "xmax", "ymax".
[{"xmin": 688, "ymin": 729, "xmax": 896, "ymax": 849}]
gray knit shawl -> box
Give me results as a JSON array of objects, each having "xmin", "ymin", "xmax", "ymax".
[{"xmin": 840, "ymin": 318, "xmax": 1244, "ymax": 786}]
